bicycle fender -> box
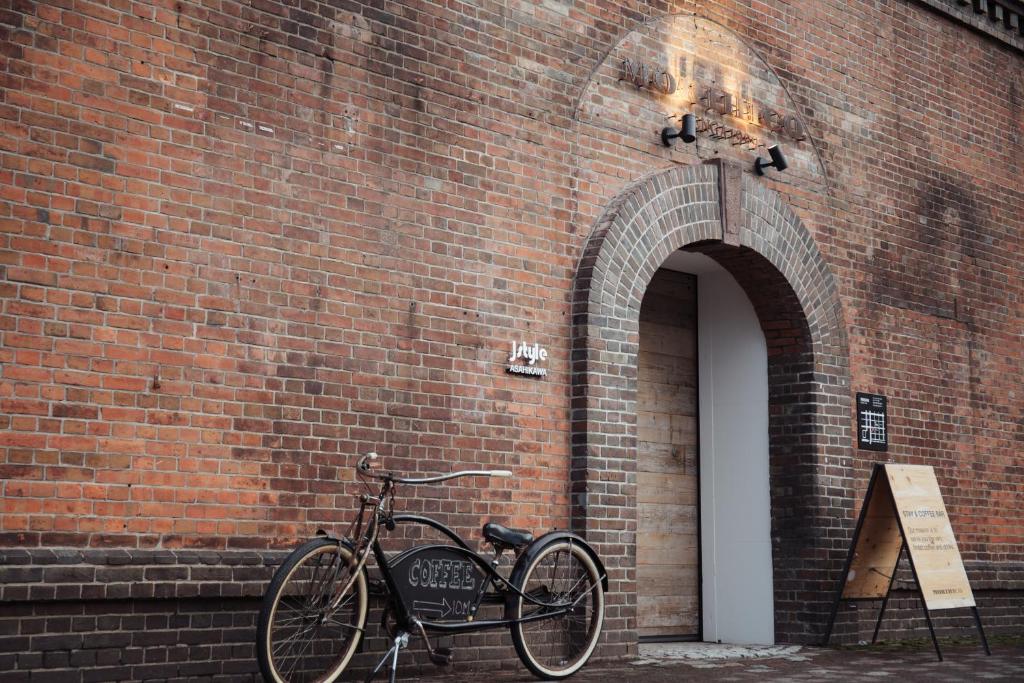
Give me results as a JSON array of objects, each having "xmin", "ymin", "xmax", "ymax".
[{"xmin": 510, "ymin": 531, "xmax": 609, "ymax": 592}]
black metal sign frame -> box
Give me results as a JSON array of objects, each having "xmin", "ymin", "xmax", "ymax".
[
  {"xmin": 856, "ymin": 392, "xmax": 888, "ymax": 451},
  {"xmin": 822, "ymin": 463, "xmax": 990, "ymax": 661}
]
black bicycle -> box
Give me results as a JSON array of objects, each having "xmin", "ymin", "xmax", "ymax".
[{"xmin": 256, "ymin": 453, "xmax": 607, "ymax": 682}]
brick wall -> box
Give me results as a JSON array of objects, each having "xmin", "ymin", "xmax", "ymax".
[{"xmin": 1, "ymin": 0, "xmax": 1022, "ymax": 679}]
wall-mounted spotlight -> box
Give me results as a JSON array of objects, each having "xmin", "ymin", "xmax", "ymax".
[
  {"xmin": 661, "ymin": 113, "xmax": 697, "ymax": 147},
  {"xmin": 754, "ymin": 145, "xmax": 788, "ymax": 175}
]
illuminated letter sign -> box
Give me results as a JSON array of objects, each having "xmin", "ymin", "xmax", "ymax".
[{"xmin": 620, "ymin": 59, "xmax": 677, "ymax": 95}]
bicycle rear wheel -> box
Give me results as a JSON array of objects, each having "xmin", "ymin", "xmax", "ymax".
[
  {"xmin": 257, "ymin": 537, "xmax": 368, "ymax": 683},
  {"xmin": 510, "ymin": 539, "xmax": 604, "ymax": 679}
]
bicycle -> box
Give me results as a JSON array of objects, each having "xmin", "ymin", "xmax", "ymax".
[{"xmin": 256, "ymin": 453, "xmax": 607, "ymax": 683}]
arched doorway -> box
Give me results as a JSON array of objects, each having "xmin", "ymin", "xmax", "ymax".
[{"xmin": 571, "ymin": 161, "xmax": 851, "ymax": 647}]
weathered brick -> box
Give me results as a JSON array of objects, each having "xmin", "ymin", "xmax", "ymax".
[{"xmin": 0, "ymin": 0, "xmax": 1021, "ymax": 677}]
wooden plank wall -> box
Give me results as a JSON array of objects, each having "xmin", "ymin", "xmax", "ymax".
[{"xmin": 636, "ymin": 268, "xmax": 699, "ymax": 639}]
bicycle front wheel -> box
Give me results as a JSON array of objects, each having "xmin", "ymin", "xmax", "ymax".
[
  {"xmin": 510, "ymin": 539, "xmax": 605, "ymax": 679},
  {"xmin": 257, "ymin": 537, "xmax": 368, "ymax": 683}
]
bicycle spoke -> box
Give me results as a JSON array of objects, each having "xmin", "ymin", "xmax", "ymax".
[
  {"xmin": 285, "ymin": 627, "xmax": 318, "ymax": 680},
  {"xmin": 273, "ymin": 621, "xmax": 316, "ymax": 658},
  {"xmin": 273, "ymin": 632, "xmax": 305, "ymax": 668},
  {"xmin": 316, "ymin": 551, "xmax": 346, "ymax": 607},
  {"xmin": 305, "ymin": 553, "xmax": 333, "ymax": 611},
  {"xmin": 564, "ymin": 573, "xmax": 592, "ymax": 603},
  {"xmin": 277, "ymin": 596, "xmax": 307, "ymax": 618},
  {"xmin": 333, "ymin": 587, "xmax": 357, "ymax": 611},
  {"xmin": 551, "ymin": 549, "xmax": 564, "ymax": 591},
  {"xmin": 273, "ymin": 615, "xmax": 313, "ymax": 628},
  {"xmin": 324, "ymin": 614, "xmax": 363, "ymax": 631}
]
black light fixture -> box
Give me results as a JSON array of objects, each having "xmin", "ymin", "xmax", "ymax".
[
  {"xmin": 661, "ymin": 113, "xmax": 697, "ymax": 147},
  {"xmin": 754, "ymin": 145, "xmax": 788, "ymax": 175}
]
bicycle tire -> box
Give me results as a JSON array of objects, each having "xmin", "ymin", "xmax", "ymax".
[
  {"xmin": 509, "ymin": 539, "xmax": 605, "ymax": 679},
  {"xmin": 257, "ymin": 537, "xmax": 369, "ymax": 683}
]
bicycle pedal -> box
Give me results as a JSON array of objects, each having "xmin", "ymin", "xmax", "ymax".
[{"xmin": 428, "ymin": 647, "xmax": 453, "ymax": 666}]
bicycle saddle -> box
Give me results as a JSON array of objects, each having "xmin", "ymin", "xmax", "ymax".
[{"xmin": 482, "ymin": 522, "xmax": 533, "ymax": 548}]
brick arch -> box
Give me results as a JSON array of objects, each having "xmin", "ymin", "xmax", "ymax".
[{"xmin": 571, "ymin": 161, "xmax": 851, "ymax": 646}]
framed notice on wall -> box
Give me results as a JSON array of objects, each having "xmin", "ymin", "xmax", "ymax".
[
  {"xmin": 856, "ymin": 392, "xmax": 888, "ymax": 451},
  {"xmin": 823, "ymin": 463, "xmax": 989, "ymax": 661}
]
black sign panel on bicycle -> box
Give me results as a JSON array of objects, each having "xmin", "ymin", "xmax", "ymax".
[{"xmin": 389, "ymin": 545, "xmax": 485, "ymax": 622}]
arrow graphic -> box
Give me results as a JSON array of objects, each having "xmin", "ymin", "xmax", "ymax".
[{"xmin": 413, "ymin": 597, "xmax": 453, "ymax": 619}]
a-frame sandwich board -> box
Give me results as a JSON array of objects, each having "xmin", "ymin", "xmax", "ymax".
[{"xmin": 822, "ymin": 463, "xmax": 989, "ymax": 661}]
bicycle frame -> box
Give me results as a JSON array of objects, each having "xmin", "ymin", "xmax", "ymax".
[
  {"xmin": 346, "ymin": 477, "xmax": 575, "ymax": 636},
  {"xmin": 258, "ymin": 453, "xmax": 609, "ymax": 683}
]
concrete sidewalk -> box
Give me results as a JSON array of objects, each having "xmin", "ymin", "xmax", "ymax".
[{"xmin": 435, "ymin": 640, "xmax": 1024, "ymax": 682}]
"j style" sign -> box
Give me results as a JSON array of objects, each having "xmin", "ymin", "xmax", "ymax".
[{"xmin": 506, "ymin": 340, "xmax": 548, "ymax": 378}]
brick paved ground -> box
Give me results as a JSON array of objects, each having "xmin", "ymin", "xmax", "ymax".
[{"xmin": 406, "ymin": 641, "xmax": 1024, "ymax": 682}]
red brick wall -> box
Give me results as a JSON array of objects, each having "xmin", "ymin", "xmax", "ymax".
[
  {"xmin": 0, "ymin": 0, "xmax": 583, "ymax": 550},
  {"xmin": 1, "ymin": 0, "xmax": 1022, "ymax": 678}
]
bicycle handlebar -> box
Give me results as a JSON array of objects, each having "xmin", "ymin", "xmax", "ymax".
[{"xmin": 356, "ymin": 452, "xmax": 512, "ymax": 484}]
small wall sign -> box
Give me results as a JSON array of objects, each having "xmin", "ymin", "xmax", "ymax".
[
  {"xmin": 856, "ymin": 392, "xmax": 888, "ymax": 451},
  {"xmin": 507, "ymin": 340, "xmax": 548, "ymax": 378}
]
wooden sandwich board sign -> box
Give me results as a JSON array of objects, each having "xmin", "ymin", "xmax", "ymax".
[{"xmin": 822, "ymin": 463, "xmax": 990, "ymax": 660}]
